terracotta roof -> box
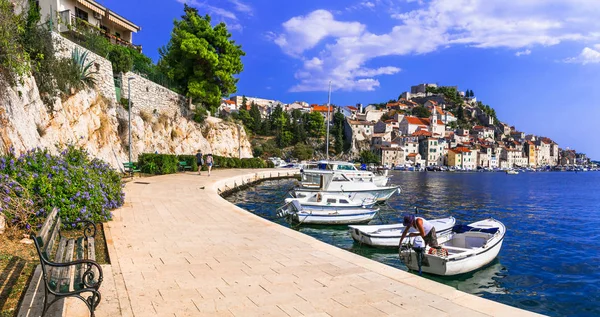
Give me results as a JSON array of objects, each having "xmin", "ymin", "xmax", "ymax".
[
  {"xmin": 407, "ymin": 153, "xmax": 418, "ymax": 157},
  {"xmin": 347, "ymin": 106, "xmax": 358, "ymax": 111},
  {"xmin": 452, "ymin": 147, "xmax": 472, "ymax": 153},
  {"xmin": 412, "ymin": 130, "xmax": 432, "ymax": 137},
  {"xmin": 404, "ymin": 116, "xmax": 445, "ymax": 126},
  {"xmin": 347, "ymin": 119, "xmax": 375, "ymax": 126},
  {"xmin": 473, "ymin": 125, "xmax": 484, "ymax": 130},
  {"xmin": 312, "ymin": 105, "xmax": 334, "ymax": 112},
  {"xmin": 223, "ymin": 100, "xmax": 235, "ymax": 105}
]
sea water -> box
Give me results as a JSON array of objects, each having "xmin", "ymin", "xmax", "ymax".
[{"xmin": 225, "ymin": 171, "xmax": 600, "ymax": 316}]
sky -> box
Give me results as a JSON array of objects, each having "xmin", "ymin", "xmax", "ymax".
[{"xmin": 100, "ymin": 0, "xmax": 600, "ymax": 159}]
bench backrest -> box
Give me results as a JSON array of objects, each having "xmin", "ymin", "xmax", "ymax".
[{"xmin": 32, "ymin": 207, "xmax": 61, "ymax": 262}]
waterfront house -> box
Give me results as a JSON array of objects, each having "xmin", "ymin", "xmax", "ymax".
[
  {"xmin": 344, "ymin": 118, "xmax": 375, "ymax": 153},
  {"xmin": 380, "ymin": 146, "xmax": 405, "ymax": 168},
  {"xmin": 420, "ymin": 137, "xmax": 444, "ymax": 166},
  {"xmin": 39, "ymin": 0, "xmax": 141, "ymax": 50},
  {"xmin": 399, "ymin": 110, "xmax": 445, "ymax": 137},
  {"xmin": 525, "ymin": 141, "xmax": 537, "ymax": 167}
]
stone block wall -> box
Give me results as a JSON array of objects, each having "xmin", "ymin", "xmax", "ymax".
[
  {"xmin": 52, "ymin": 33, "xmax": 117, "ymax": 103},
  {"xmin": 120, "ymin": 71, "xmax": 189, "ymax": 118}
]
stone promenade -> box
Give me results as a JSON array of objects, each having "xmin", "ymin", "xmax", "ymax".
[{"xmin": 19, "ymin": 169, "xmax": 542, "ymax": 316}]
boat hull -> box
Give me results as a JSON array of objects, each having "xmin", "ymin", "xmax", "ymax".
[
  {"xmin": 349, "ymin": 217, "xmax": 456, "ymax": 248},
  {"xmin": 403, "ymin": 238, "xmax": 504, "ymax": 275},
  {"xmin": 293, "ymin": 187, "xmax": 399, "ymax": 202},
  {"xmin": 290, "ymin": 210, "xmax": 378, "ymax": 225}
]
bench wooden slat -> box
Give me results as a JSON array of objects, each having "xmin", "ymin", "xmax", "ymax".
[
  {"xmin": 58, "ymin": 239, "xmax": 75, "ymax": 293},
  {"xmin": 87, "ymin": 237, "xmax": 98, "ymax": 284},
  {"xmin": 87, "ymin": 237, "xmax": 96, "ymax": 261},
  {"xmin": 38, "ymin": 208, "xmax": 58, "ymax": 247},
  {"xmin": 44, "ymin": 218, "xmax": 61, "ymax": 261},
  {"xmin": 73, "ymin": 237, "xmax": 84, "ymax": 291},
  {"xmin": 48, "ymin": 237, "xmax": 67, "ymax": 291}
]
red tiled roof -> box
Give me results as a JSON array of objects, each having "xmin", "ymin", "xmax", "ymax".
[
  {"xmin": 407, "ymin": 153, "xmax": 418, "ymax": 157},
  {"xmin": 223, "ymin": 100, "xmax": 235, "ymax": 105},
  {"xmin": 404, "ymin": 116, "xmax": 445, "ymax": 126},
  {"xmin": 452, "ymin": 147, "xmax": 471, "ymax": 153},
  {"xmin": 412, "ymin": 130, "xmax": 433, "ymax": 137},
  {"xmin": 312, "ymin": 105, "xmax": 334, "ymax": 112},
  {"xmin": 347, "ymin": 106, "xmax": 358, "ymax": 111}
]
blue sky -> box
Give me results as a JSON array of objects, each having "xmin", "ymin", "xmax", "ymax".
[{"xmin": 102, "ymin": 0, "xmax": 600, "ymax": 159}]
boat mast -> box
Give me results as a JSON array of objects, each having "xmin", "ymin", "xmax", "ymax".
[{"xmin": 326, "ymin": 81, "xmax": 331, "ymax": 160}]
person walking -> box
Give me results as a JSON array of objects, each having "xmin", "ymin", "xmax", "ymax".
[
  {"xmin": 195, "ymin": 150, "xmax": 203, "ymax": 175},
  {"xmin": 206, "ymin": 154, "xmax": 214, "ymax": 176}
]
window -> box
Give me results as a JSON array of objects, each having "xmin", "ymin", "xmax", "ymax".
[
  {"xmin": 75, "ymin": 7, "xmax": 88, "ymax": 21},
  {"xmin": 100, "ymin": 25, "xmax": 108, "ymax": 33},
  {"xmin": 339, "ymin": 199, "xmax": 349, "ymax": 204},
  {"xmin": 115, "ymin": 32, "xmax": 121, "ymax": 38},
  {"xmin": 326, "ymin": 199, "xmax": 336, "ymax": 203}
]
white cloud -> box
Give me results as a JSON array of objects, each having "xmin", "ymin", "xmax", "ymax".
[
  {"xmin": 176, "ymin": 0, "xmax": 253, "ymax": 30},
  {"xmin": 565, "ymin": 46, "xmax": 600, "ymax": 64},
  {"xmin": 272, "ymin": 0, "xmax": 600, "ymax": 92},
  {"xmin": 274, "ymin": 10, "xmax": 365, "ymax": 56}
]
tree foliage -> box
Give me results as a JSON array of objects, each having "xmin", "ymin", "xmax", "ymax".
[
  {"xmin": 412, "ymin": 106, "xmax": 431, "ymax": 118},
  {"xmin": 292, "ymin": 143, "xmax": 314, "ymax": 161},
  {"xmin": 360, "ymin": 151, "xmax": 380, "ymax": 164},
  {"xmin": 159, "ymin": 5, "xmax": 245, "ymax": 113}
]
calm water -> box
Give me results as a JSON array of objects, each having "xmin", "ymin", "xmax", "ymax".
[{"xmin": 225, "ymin": 171, "xmax": 600, "ymax": 316}]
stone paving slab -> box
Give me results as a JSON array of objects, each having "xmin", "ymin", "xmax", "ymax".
[{"xmin": 18, "ymin": 169, "xmax": 544, "ymax": 316}]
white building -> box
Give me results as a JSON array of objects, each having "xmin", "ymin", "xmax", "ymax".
[{"xmin": 39, "ymin": 0, "xmax": 141, "ymax": 47}]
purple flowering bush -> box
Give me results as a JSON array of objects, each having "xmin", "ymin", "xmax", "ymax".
[{"xmin": 0, "ymin": 145, "xmax": 124, "ymax": 232}]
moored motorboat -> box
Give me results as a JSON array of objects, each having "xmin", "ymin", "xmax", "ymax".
[
  {"xmin": 294, "ymin": 172, "xmax": 400, "ymax": 202},
  {"xmin": 399, "ymin": 218, "xmax": 506, "ymax": 276},
  {"xmin": 506, "ymin": 170, "xmax": 519, "ymax": 175},
  {"xmin": 278, "ymin": 200, "xmax": 378, "ymax": 225},
  {"xmin": 349, "ymin": 217, "xmax": 456, "ymax": 248},
  {"xmin": 284, "ymin": 192, "xmax": 377, "ymax": 210}
]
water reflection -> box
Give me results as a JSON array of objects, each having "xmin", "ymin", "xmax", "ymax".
[{"xmin": 226, "ymin": 173, "xmax": 600, "ymax": 317}]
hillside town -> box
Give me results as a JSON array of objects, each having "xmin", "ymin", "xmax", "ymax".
[{"xmin": 219, "ymin": 83, "xmax": 593, "ymax": 170}]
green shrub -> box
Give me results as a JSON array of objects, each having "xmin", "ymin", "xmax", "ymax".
[
  {"xmin": 108, "ymin": 45, "xmax": 133, "ymax": 73},
  {"xmin": 177, "ymin": 155, "xmax": 199, "ymax": 171},
  {"xmin": 193, "ymin": 105, "xmax": 207, "ymax": 123},
  {"xmin": 0, "ymin": 146, "xmax": 124, "ymax": 231},
  {"xmin": 138, "ymin": 153, "xmax": 178, "ymax": 175}
]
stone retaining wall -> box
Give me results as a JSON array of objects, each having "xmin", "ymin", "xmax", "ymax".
[
  {"xmin": 120, "ymin": 71, "xmax": 189, "ymax": 118},
  {"xmin": 52, "ymin": 33, "xmax": 117, "ymax": 103}
]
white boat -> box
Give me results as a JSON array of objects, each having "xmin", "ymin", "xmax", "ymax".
[
  {"xmin": 279, "ymin": 200, "xmax": 378, "ymax": 225},
  {"xmin": 283, "ymin": 192, "xmax": 377, "ymax": 209},
  {"xmin": 294, "ymin": 172, "xmax": 400, "ymax": 202},
  {"xmin": 349, "ymin": 217, "xmax": 456, "ymax": 248},
  {"xmin": 302, "ymin": 161, "xmax": 390, "ymax": 186},
  {"xmin": 399, "ymin": 218, "xmax": 506, "ymax": 276},
  {"xmin": 506, "ymin": 170, "xmax": 519, "ymax": 175}
]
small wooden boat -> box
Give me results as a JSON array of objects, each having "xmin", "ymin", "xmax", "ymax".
[
  {"xmin": 277, "ymin": 200, "xmax": 378, "ymax": 225},
  {"xmin": 399, "ymin": 218, "xmax": 506, "ymax": 276},
  {"xmin": 349, "ymin": 217, "xmax": 456, "ymax": 248}
]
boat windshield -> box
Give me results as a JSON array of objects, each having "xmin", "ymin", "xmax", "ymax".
[{"xmin": 335, "ymin": 164, "xmax": 357, "ymax": 171}]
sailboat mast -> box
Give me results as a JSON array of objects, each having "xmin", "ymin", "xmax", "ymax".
[{"xmin": 326, "ymin": 81, "xmax": 331, "ymax": 160}]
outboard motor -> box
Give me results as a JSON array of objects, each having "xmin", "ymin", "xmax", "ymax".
[{"xmin": 412, "ymin": 236, "xmax": 426, "ymax": 276}]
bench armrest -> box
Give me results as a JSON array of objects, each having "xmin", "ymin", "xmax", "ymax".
[
  {"xmin": 43, "ymin": 258, "xmax": 104, "ymax": 288},
  {"xmin": 63, "ymin": 220, "xmax": 97, "ymax": 239}
]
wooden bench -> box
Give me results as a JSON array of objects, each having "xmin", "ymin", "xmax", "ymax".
[
  {"xmin": 31, "ymin": 208, "xmax": 103, "ymax": 317},
  {"xmin": 178, "ymin": 161, "xmax": 193, "ymax": 172},
  {"xmin": 123, "ymin": 162, "xmax": 141, "ymax": 175}
]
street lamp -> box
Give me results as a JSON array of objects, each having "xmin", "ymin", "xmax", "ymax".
[{"xmin": 127, "ymin": 77, "xmax": 135, "ymax": 176}]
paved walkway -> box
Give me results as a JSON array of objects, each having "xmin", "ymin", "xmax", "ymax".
[{"xmin": 20, "ymin": 169, "xmax": 542, "ymax": 316}]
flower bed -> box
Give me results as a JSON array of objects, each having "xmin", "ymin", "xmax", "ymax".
[{"xmin": 0, "ymin": 146, "xmax": 124, "ymax": 232}]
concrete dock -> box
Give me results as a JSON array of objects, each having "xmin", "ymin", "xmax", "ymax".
[{"xmin": 19, "ymin": 169, "xmax": 542, "ymax": 316}]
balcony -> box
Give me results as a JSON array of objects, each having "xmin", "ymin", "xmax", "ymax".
[{"xmin": 57, "ymin": 10, "xmax": 142, "ymax": 52}]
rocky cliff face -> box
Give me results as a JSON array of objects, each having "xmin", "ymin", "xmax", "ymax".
[{"xmin": 0, "ymin": 76, "xmax": 252, "ymax": 170}]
